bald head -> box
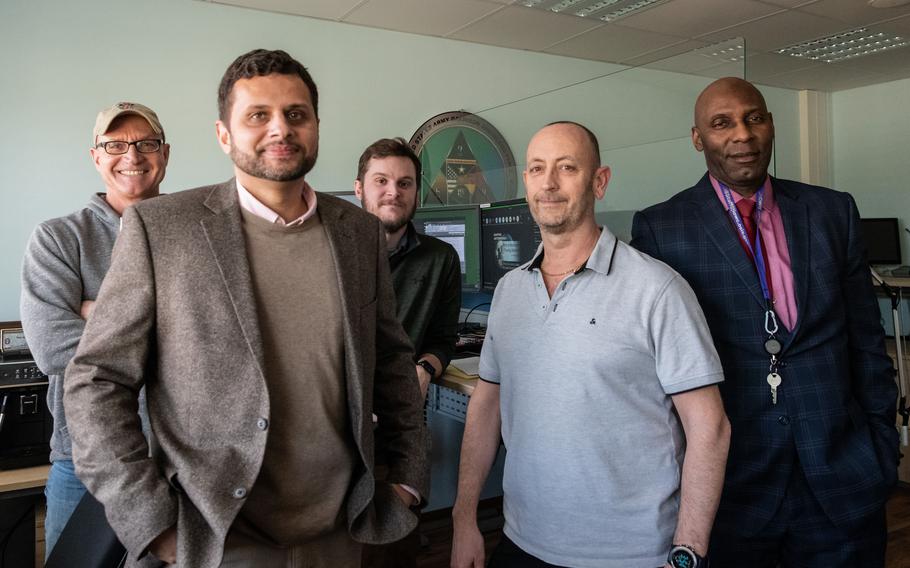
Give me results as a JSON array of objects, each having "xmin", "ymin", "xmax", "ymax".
[
  {"xmin": 530, "ymin": 122, "xmax": 601, "ymax": 170},
  {"xmin": 694, "ymin": 77, "xmax": 768, "ymax": 125},
  {"xmin": 691, "ymin": 77, "xmax": 774, "ymax": 196}
]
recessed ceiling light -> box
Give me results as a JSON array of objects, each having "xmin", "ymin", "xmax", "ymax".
[
  {"xmin": 520, "ymin": 0, "xmax": 670, "ymax": 22},
  {"xmin": 775, "ymin": 27, "xmax": 909, "ymax": 63},
  {"xmin": 693, "ymin": 39, "xmax": 746, "ymax": 64}
]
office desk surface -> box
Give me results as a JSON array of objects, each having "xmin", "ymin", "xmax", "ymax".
[
  {"xmin": 0, "ymin": 464, "xmax": 50, "ymax": 494},
  {"xmin": 435, "ymin": 372, "xmax": 477, "ymax": 396},
  {"xmin": 878, "ymin": 275, "xmax": 910, "ymax": 289}
]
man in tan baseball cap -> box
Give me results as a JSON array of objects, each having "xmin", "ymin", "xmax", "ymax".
[{"xmin": 20, "ymin": 101, "xmax": 168, "ymax": 559}]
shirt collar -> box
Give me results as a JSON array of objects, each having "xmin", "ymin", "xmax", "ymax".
[
  {"xmin": 709, "ymin": 173, "xmax": 775, "ymax": 212},
  {"xmin": 236, "ymin": 179, "xmax": 318, "ymax": 226},
  {"xmin": 526, "ymin": 226, "xmax": 618, "ymax": 276},
  {"xmin": 389, "ymin": 222, "xmax": 421, "ymax": 259}
]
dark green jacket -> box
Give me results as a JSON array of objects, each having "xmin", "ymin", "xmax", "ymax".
[{"xmin": 388, "ymin": 223, "xmax": 461, "ymax": 371}]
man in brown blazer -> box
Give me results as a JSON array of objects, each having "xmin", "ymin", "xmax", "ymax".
[{"xmin": 64, "ymin": 49, "xmax": 428, "ymax": 567}]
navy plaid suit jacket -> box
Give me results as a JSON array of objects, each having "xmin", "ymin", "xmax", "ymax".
[{"xmin": 631, "ymin": 173, "xmax": 899, "ymax": 535}]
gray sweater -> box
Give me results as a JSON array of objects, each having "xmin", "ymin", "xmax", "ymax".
[{"xmin": 21, "ymin": 194, "xmax": 148, "ymax": 462}]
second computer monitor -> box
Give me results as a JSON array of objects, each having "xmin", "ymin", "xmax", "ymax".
[
  {"xmin": 412, "ymin": 205, "xmax": 482, "ymax": 290},
  {"xmin": 480, "ymin": 199, "xmax": 542, "ymax": 291}
]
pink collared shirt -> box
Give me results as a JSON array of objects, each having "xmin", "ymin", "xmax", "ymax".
[
  {"xmin": 711, "ymin": 175, "xmax": 798, "ymax": 331},
  {"xmin": 236, "ymin": 179, "xmax": 318, "ymax": 225}
]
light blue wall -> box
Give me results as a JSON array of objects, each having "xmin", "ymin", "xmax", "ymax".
[
  {"xmin": 0, "ymin": 0, "xmax": 803, "ymax": 320},
  {"xmin": 832, "ymin": 77, "xmax": 910, "ymax": 264}
]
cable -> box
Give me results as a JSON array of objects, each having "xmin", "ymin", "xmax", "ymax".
[{"xmin": 461, "ymin": 301, "xmax": 491, "ymax": 332}]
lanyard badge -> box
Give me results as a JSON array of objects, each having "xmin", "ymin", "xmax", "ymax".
[{"xmin": 720, "ymin": 182, "xmax": 783, "ymax": 405}]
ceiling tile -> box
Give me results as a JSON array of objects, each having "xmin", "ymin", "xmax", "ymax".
[
  {"xmin": 796, "ymin": 0, "xmax": 910, "ymax": 26},
  {"xmin": 621, "ymin": 39, "xmax": 711, "ymax": 65},
  {"xmin": 210, "ymin": 0, "xmax": 364, "ymax": 20},
  {"xmin": 873, "ymin": 14, "xmax": 910, "ymax": 33},
  {"xmin": 696, "ymin": 60, "xmax": 750, "ymax": 79},
  {"xmin": 754, "ymin": 0, "xmax": 818, "ymax": 7},
  {"xmin": 759, "ymin": 61, "xmax": 893, "ymax": 90},
  {"xmin": 744, "ymin": 51, "xmax": 817, "ymax": 79},
  {"xmin": 449, "ymin": 5, "xmax": 602, "ymax": 50},
  {"xmin": 618, "ymin": 0, "xmax": 781, "ymax": 37},
  {"xmin": 344, "ymin": 0, "xmax": 503, "ymax": 36},
  {"xmin": 698, "ymin": 10, "xmax": 848, "ymax": 51},
  {"xmin": 544, "ymin": 23, "xmax": 687, "ymax": 63}
]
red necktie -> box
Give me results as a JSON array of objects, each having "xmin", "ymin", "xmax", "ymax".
[{"xmin": 735, "ymin": 199, "xmax": 774, "ymax": 299}]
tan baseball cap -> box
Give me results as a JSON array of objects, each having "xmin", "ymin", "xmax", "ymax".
[{"xmin": 93, "ymin": 102, "xmax": 165, "ymax": 145}]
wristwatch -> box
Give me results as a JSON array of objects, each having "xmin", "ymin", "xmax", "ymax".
[
  {"xmin": 668, "ymin": 544, "xmax": 707, "ymax": 568},
  {"xmin": 416, "ymin": 359, "xmax": 437, "ymax": 378}
]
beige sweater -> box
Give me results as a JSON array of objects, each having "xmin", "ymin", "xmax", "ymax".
[{"xmin": 234, "ymin": 208, "xmax": 355, "ymax": 545}]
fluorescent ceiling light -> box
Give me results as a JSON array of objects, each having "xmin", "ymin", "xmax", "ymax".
[
  {"xmin": 692, "ymin": 39, "xmax": 745, "ymax": 64},
  {"xmin": 775, "ymin": 27, "xmax": 909, "ymax": 63},
  {"xmin": 521, "ymin": 0, "xmax": 669, "ymax": 22}
]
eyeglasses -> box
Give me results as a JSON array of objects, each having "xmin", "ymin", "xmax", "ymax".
[{"xmin": 95, "ymin": 139, "xmax": 162, "ymax": 155}]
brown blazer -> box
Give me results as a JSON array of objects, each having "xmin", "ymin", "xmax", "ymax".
[{"xmin": 64, "ymin": 181, "xmax": 428, "ymax": 567}]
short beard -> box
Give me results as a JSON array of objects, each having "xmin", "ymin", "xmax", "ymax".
[
  {"xmin": 230, "ymin": 144, "xmax": 317, "ymax": 182},
  {"xmin": 375, "ymin": 199, "xmax": 416, "ymax": 235}
]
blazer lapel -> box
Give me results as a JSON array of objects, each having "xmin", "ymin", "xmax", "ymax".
[
  {"xmin": 772, "ymin": 178, "xmax": 809, "ymax": 347},
  {"xmin": 689, "ymin": 176, "xmax": 767, "ymax": 309},
  {"xmin": 318, "ymin": 197, "xmax": 366, "ymax": 446},
  {"xmin": 199, "ymin": 181, "xmax": 266, "ymax": 379}
]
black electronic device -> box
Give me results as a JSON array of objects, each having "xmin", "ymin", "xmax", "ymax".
[
  {"xmin": 480, "ymin": 199, "xmax": 542, "ymax": 290},
  {"xmin": 413, "ymin": 204, "xmax": 482, "ymax": 290},
  {"xmin": 0, "ymin": 353, "xmax": 52, "ymax": 470},
  {"xmin": 860, "ymin": 217, "xmax": 902, "ymax": 265}
]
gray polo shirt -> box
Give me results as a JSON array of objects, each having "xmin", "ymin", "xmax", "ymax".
[{"xmin": 479, "ymin": 226, "xmax": 723, "ymax": 567}]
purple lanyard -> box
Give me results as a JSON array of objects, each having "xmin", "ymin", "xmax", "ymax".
[{"xmin": 719, "ymin": 183, "xmax": 779, "ymax": 336}]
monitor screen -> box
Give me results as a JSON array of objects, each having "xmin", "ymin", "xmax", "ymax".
[
  {"xmin": 480, "ymin": 199, "xmax": 542, "ymax": 290},
  {"xmin": 412, "ymin": 205, "xmax": 482, "ymax": 290},
  {"xmin": 860, "ymin": 218, "xmax": 902, "ymax": 265}
]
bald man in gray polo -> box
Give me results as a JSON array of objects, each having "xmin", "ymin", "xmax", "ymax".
[{"xmin": 452, "ymin": 122, "xmax": 730, "ymax": 568}]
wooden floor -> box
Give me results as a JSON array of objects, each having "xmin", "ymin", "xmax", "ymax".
[{"xmin": 415, "ymin": 487, "xmax": 910, "ymax": 568}]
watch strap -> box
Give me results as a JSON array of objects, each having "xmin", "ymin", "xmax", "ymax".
[{"xmin": 416, "ymin": 359, "xmax": 437, "ymax": 378}]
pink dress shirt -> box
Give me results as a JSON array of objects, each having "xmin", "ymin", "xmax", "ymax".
[{"xmin": 711, "ymin": 175, "xmax": 798, "ymax": 331}]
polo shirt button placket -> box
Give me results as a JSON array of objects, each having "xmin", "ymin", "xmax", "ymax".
[
  {"xmin": 256, "ymin": 417, "xmax": 269, "ymax": 430},
  {"xmin": 232, "ymin": 487, "xmax": 247, "ymax": 499}
]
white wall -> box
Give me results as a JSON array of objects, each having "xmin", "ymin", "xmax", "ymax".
[
  {"xmin": 832, "ymin": 77, "xmax": 910, "ymax": 264},
  {"xmin": 0, "ymin": 0, "xmax": 803, "ymax": 320}
]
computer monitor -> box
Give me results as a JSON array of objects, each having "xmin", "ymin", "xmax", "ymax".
[
  {"xmin": 480, "ymin": 199, "xmax": 542, "ymax": 290},
  {"xmin": 860, "ymin": 218, "xmax": 902, "ymax": 265},
  {"xmin": 412, "ymin": 205, "xmax": 482, "ymax": 290}
]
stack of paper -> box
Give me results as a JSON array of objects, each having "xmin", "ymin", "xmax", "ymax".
[{"xmin": 447, "ymin": 356, "xmax": 480, "ymax": 379}]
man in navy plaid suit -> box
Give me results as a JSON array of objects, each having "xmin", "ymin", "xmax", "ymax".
[{"xmin": 631, "ymin": 77, "xmax": 899, "ymax": 566}]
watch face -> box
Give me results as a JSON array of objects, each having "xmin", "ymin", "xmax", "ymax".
[{"xmin": 670, "ymin": 549, "xmax": 696, "ymax": 568}]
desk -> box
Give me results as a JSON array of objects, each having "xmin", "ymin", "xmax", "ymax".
[
  {"xmin": 878, "ymin": 275, "xmax": 910, "ymax": 289},
  {"xmin": 0, "ymin": 465, "xmax": 50, "ymax": 495},
  {"xmin": 426, "ymin": 368, "xmax": 504, "ymax": 512},
  {"xmin": 0, "ymin": 464, "xmax": 49, "ymax": 568}
]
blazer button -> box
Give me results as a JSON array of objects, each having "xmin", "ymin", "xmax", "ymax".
[
  {"xmin": 778, "ymin": 415, "xmax": 790, "ymax": 426},
  {"xmin": 257, "ymin": 418, "xmax": 269, "ymax": 430},
  {"xmin": 233, "ymin": 487, "xmax": 247, "ymax": 499}
]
